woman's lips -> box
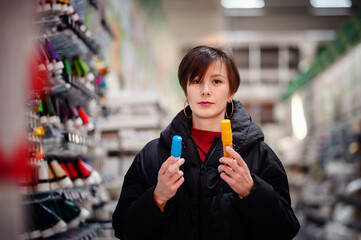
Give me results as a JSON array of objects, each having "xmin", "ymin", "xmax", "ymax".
[{"xmin": 199, "ymin": 101, "xmax": 213, "ymax": 106}]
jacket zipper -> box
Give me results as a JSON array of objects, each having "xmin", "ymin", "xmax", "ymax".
[
  {"xmin": 190, "ymin": 136, "xmax": 203, "ymax": 166},
  {"xmin": 204, "ymin": 138, "xmax": 221, "ymax": 169},
  {"xmin": 190, "ymin": 137, "xmax": 221, "ymax": 173},
  {"xmin": 190, "ymin": 137, "xmax": 221, "ymax": 240}
]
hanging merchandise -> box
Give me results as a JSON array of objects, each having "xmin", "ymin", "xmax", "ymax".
[
  {"xmin": 44, "ymin": 95, "xmax": 61, "ymax": 126},
  {"xmin": 65, "ymin": 160, "xmax": 85, "ymax": 187},
  {"xmin": 95, "ymin": 59, "xmax": 107, "ymax": 89},
  {"xmin": 96, "ymin": 74, "xmax": 106, "ymax": 89},
  {"xmin": 48, "ymin": 159, "xmax": 74, "ymax": 189},
  {"xmin": 22, "ymin": 0, "xmax": 112, "ymax": 239},
  {"xmin": 47, "ymin": 164, "xmax": 60, "ymax": 190},
  {"xmin": 21, "ymin": 193, "xmax": 91, "ymax": 239},
  {"xmin": 36, "ymin": 157, "xmax": 51, "ymax": 192},
  {"xmin": 66, "ymin": 99, "xmax": 83, "ymax": 130},
  {"xmin": 76, "ymin": 158, "xmax": 102, "ymax": 186}
]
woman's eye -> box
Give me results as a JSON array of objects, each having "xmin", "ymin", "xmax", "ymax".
[
  {"xmin": 192, "ymin": 80, "xmax": 200, "ymax": 84},
  {"xmin": 214, "ymin": 79, "xmax": 221, "ymax": 84}
]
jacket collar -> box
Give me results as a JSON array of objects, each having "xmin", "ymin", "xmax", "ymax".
[{"xmin": 160, "ymin": 100, "xmax": 264, "ymax": 154}]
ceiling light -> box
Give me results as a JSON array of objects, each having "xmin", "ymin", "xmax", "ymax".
[
  {"xmin": 221, "ymin": 0, "xmax": 265, "ymax": 9},
  {"xmin": 310, "ymin": 0, "xmax": 352, "ymax": 8}
]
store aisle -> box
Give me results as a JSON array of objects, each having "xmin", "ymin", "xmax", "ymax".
[{"xmin": 2, "ymin": 0, "xmax": 361, "ymax": 239}]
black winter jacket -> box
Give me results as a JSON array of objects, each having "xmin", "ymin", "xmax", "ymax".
[{"xmin": 112, "ymin": 100, "xmax": 300, "ymax": 240}]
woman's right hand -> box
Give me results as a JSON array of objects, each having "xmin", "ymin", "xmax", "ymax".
[{"xmin": 153, "ymin": 156, "xmax": 185, "ymax": 212}]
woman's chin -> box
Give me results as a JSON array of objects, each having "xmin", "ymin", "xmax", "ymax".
[{"xmin": 193, "ymin": 112, "xmax": 224, "ymax": 120}]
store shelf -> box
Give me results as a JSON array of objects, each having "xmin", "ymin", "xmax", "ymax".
[
  {"xmin": 97, "ymin": 115, "xmax": 161, "ymax": 132},
  {"xmin": 36, "ymin": 6, "xmax": 64, "ymax": 19},
  {"xmin": 336, "ymin": 195, "xmax": 361, "ymax": 209},
  {"xmin": 37, "ymin": 14, "xmax": 101, "ymax": 60},
  {"xmin": 235, "ymin": 84, "xmax": 284, "ymax": 102},
  {"xmin": 59, "ymin": 14, "xmax": 100, "ymax": 55},
  {"xmin": 298, "ymin": 225, "xmax": 325, "ymax": 240},
  {"xmin": 44, "ymin": 222, "xmax": 103, "ymax": 240},
  {"xmin": 32, "ymin": 83, "xmax": 99, "ymax": 112},
  {"xmin": 42, "ymin": 131, "xmax": 97, "ymax": 157},
  {"xmin": 303, "ymin": 210, "xmax": 329, "ymax": 226},
  {"xmin": 119, "ymin": 139, "xmax": 150, "ymax": 152},
  {"xmin": 52, "ymin": 77, "xmax": 99, "ymax": 101},
  {"xmin": 21, "ymin": 1, "xmax": 114, "ymax": 239},
  {"xmin": 345, "ymin": 220, "xmax": 361, "ymax": 231},
  {"xmin": 24, "ymin": 185, "xmax": 92, "ymax": 202}
]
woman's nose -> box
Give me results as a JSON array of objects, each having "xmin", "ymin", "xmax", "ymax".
[{"xmin": 201, "ymin": 83, "xmax": 210, "ymax": 96}]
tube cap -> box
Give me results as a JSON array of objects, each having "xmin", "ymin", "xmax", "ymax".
[
  {"xmin": 171, "ymin": 135, "xmax": 182, "ymax": 158},
  {"xmin": 221, "ymin": 119, "xmax": 233, "ymax": 143}
]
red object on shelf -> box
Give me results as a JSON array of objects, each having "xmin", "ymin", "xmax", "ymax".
[
  {"xmin": 66, "ymin": 161, "xmax": 80, "ymax": 179},
  {"xmin": 29, "ymin": 47, "xmax": 50, "ymax": 99},
  {"xmin": 77, "ymin": 107, "xmax": 89, "ymax": 124},
  {"xmin": 77, "ymin": 159, "xmax": 92, "ymax": 178},
  {"xmin": 60, "ymin": 162, "xmax": 71, "ymax": 178},
  {"xmin": 37, "ymin": 152, "xmax": 44, "ymax": 159}
]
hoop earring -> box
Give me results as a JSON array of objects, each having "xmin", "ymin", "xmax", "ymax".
[
  {"xmin": 226, "ymin": 101, "xmax": 234, "ymax": 119},
  {"xmin": 184, "ymin": 100, "xmax": 192, "ymax": 119}
]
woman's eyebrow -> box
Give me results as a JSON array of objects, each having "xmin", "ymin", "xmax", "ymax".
[{"xmin": 211, "ymin": 74, "xmax": 226, "ymax": 79}]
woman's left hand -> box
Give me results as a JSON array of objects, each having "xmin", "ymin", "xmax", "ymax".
[{"xmin": 218, "ymin": 146, "xmax": 254, "ymax": 198}]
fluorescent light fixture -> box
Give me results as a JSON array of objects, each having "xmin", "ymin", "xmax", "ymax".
[
  {"xmin": 310, "ymin": 0, "xmax": 352, "ymax": 8},
  {"xmin": 291, "ymin": 95, "xmax": 308, "ymax": 141},
  {"xmin": 221, "ymin": 0, "xmax": 265, "ymax": 9}
]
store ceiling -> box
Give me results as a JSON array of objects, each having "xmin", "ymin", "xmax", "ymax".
[{"xmin": 161, "ymin": 0, "xmax": 361, "ymax": 46}]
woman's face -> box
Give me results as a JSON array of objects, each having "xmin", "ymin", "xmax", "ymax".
[{"xmin": 186, "ymin": 61, "xmax": 234, "ymax": 123}]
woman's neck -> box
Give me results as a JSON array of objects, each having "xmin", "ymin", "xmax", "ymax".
[{"xmin": 192, "ymin": 115, "xmax": 224, "ymax": 132}]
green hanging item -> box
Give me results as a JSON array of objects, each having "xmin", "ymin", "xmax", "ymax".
[
  {"xmin": 36, "ymin": 99, "xmax": 44, "ymax": 113},
  {"xmin": 44, "ymin": 96, "xmax": 55, "ymax": 115},
  {"xmin": 73, "ymin": 58, "xmax": 82, "ymax": 77},
  {"xmin": 78, "ymin": 58, "xmax": 89, "ymax": 75},
  {"xmin": 63, "ymin": 58, "xmax": 72, "ymax": 75}
]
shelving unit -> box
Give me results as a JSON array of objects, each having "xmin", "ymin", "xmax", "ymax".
[
  {"xmin": 22, "ymin": 0, "xmax": 113, "ymax": 239},
  {"xmin": 232, "ymin": 44, "xmax": 300, "ymax": 127},
  {"xmin": 281, "ymin": 11, "xmax": 361, "ymax": 240},
  {"xmin": 97, "ymin": 95, "xmax": 164, "ymax": 178}
]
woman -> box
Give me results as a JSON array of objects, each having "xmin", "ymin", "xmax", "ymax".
[{"xmin": 112, "ymin": 45, "xmax": 300, "ymax": 240}]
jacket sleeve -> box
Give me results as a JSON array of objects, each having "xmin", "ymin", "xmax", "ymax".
[
  {"xmin": 112, "ymin": 146, "xmax": 174, "ymax": 240},
  {"xmin": 233, "ymin": 143, "xmax": 300, "ymax": 240}
]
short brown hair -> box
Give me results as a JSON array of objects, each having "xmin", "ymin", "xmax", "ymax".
[{"xmin": 178, "ymin": 45, "xmax": 240, "ymax": 94}]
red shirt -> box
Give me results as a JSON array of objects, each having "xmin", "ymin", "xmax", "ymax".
[{"xmin": 191, "ymin": 128, "xmax": 221, "ymax": 163}]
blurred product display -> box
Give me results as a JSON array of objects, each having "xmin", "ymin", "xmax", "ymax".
[
  {"xmin": 22, "ymin": 0, "xmax": 113, "ymax": 239},
  {"xmin": 282, "ymin": 11, "xmax": 361, "ymax": 240}
]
